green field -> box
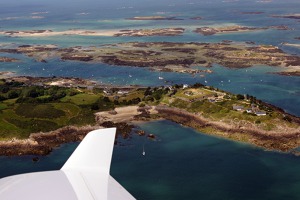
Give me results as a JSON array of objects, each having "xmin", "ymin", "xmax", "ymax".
[{"xmin": 0, "ymin": 80, "xmax": 298, "ymax": 140}]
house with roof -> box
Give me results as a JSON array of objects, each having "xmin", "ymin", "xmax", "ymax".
[
  {"xmin": 233, "ymin": 105, "xmax": 244, "ymax": 111},
  {"xmin": 255, "ymin": 111, "xmax": 267, "ymax": 116}
]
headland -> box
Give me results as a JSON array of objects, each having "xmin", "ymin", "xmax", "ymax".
[{"xmin": 0, "ymin": 76, "xmax": 299, "ymax": 156}]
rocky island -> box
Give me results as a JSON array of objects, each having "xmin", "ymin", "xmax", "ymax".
[
  {"xmin": 0, "ymin": 57, "xmax": 18, "ymax": 62},
  {"xmin": 0, "ymin": 42, "xmax": 299, "ymax": 75},
  {"xmin": 114, "ymin": 28, "xmax": 185, "ymax": 37},
  {"xmin": 240, "ymin": 12, "xmax": 264, "ymax": 15},
  {"xmin": 272, "ymin": 14, "xmax": 300, "ymax": 19},
  {"xmin": 194, "ymin": 26, "xmax": 268, "ymax": 36},
  {"xmin": 0, "ymin": 77, "xmax": 299, "ymax": 156},
  {"xmin": 127, "ymin": 16, "xmax": 183, "ymax": 20}
]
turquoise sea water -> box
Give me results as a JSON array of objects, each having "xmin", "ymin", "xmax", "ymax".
[{"xmin": 0, "ymin": 0, "xmax": 300, "ymax": 199}]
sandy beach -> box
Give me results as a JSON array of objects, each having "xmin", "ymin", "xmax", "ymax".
[
  {"xmin": 0, "ymin": 29, "xmax": 119, "ymax": 37},
  {"xmin": 95, "ymin": 105, "xmax": 158, "ymax": 123}
]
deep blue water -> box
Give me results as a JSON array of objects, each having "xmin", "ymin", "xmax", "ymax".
[
  {"xmin": 1, "ymin": 120, "xmax": 300, "ymax": 200},
  {"xmin": 0, "ymin": 0, "xmax": 300, "ymax": 199}
]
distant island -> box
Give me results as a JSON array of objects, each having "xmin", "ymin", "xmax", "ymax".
[
  {"xmin": 0, "ymin": 42, "xmax": 299, "ymax": 75},
  {"xmin": 127, "ymin": 16, "xmax": 183, "ymax": 20},
  {"xmin": 272, "ymin": 14, "xmax": 300, "ymax": 19},
  {"xmin": 190, "ymin": 16, "xmax": 203, "ymax": 20},
  {"xmin": 0, "ymin": 76, "xmax": 299, "ymax": 156},
  {"xmin": 240, "ymin": 12, "xmax": 264, "ymax": 15},
  {"xmin": 274, "ymin": 71, "xmax": 300, "ymax": 77},
  {"xmin": 194, "ymin": 25, "xmax": 290, "ymax": 36},
  {"xmin": 0, "ymin": 28, "xmax": 186, "ymax": 38},
  {"xmin": 0, "ymin": 57, "xmax": 18, "ymax": 62},
  {"xmin": 113, "ymin": 28, "xmax": 185, "ymax": 37},
  {"xmin": 0, "ymin": 29, "xmax": 118, "ymax": 37},
  {"xmin": 194, "ymin": 26, "xmax": 267, "ymax": 36}
]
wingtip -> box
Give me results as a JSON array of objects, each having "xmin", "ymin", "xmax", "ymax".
[{"xmin": 61, "ymin": 128, "xmax": 117, "ymax": 174}]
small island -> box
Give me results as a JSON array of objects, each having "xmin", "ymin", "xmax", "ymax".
[
  {"xmin": 113, "ymin": 28, "xmax": 185, "ymax": 37},
  {"xmin": 273, "ymin": 71, "xmax": 300, "ymax": 77},
  {"xmin": 0, "ymin": 76, "xmax": 299, "ymax": 156},
  {"xmin": 272, "ymin": 14, "xmax": 300, "ymax": 20},
  {"xmin": 190, "ymin": 16, "xmax": 203, "ymax": 20},
  {"xmin": 127, "ymin": 16, "xmax": 183, "ymax": 20},
  {"xmin": 0, "ymin": 57, "xmax": 18, "ymax": 62},
  {"xmin": 240, "ymin": 12, "xmax": 264, "ymax": 15},
  {"xmin": 194, "ymin": 26, "xmax": 269, "ymax": 36}
]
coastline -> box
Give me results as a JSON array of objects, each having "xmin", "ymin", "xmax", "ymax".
[
  {"xmin": 155, "ymin": 106, "xmax": 300, "ymax": 152},
  {"xmin": 0, "ymin": 125, "xmax": 102, "ymax": 156},
  {"xmin": 0, "ymin": 29, "xmax": 119, "ymax": 37},
  {"xmin": 1, "ymin": 104, "xmax": 299, "ymax": 156}
]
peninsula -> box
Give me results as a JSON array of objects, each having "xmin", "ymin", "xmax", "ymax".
[{"xmin": 0, "ymin": 77, "xmax": 299, "ymax": 156}]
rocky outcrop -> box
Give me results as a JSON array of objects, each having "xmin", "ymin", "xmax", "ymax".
[{"xmin": 0, "ymin": 125, "xmax": 102, "ymax": 156}]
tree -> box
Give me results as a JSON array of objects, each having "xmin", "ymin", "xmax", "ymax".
[
  {"xmin": 91, "ymin": 103, "xmax": 99, "ymax": 110},
  {"xmin": 236, "ymin": 94, "xmax": 244, "ymax": 100},
  {"xmin": 7, "ymin": 90, "xmax": 19, "ymax": 99},
  {"xmin": 192, "ymin": 82, "xmax": 205, "ymax": 88},
  {"xmin": 144, "ymin": 87, "xmax": 152, "ymax": 96},
  {"xmin": 103, "ymin": 97, "xmax": 110, "ymax": 102},
  {"xmin": 0, "ymin": 95, "xmax": 6, "ymax": 101},
  {"xmin": 26, "ymin": 88, "xmax": 39, "ymax": 98}
]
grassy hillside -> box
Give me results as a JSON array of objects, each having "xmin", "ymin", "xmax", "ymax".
[{"xmin": 0, "ymin": 78, "xmax": 298, "ymax": 140}]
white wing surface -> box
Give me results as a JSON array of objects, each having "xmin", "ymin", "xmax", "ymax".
[{"xmin": 0, "ymin": 128, "xmax": 136, "ymax": 200}]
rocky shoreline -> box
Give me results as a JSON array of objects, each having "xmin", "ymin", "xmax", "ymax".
[
  {"xmin": 0, "ymin": 103, "xmax": 299, "ymax": 156},
  {"xmin": 0, "ymin": 125, "xmax": 102, "ymax": 156},
  {"xmin": 155, "ymin": 106, "xmax": 300, "ymax": 152}
]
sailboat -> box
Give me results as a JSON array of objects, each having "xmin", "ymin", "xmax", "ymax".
[{"xmin": 142, "ymin": 145, "xmax": 145, "ymax": 156}]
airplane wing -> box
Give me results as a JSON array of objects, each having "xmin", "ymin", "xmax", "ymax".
[{"xmin": 0, "ymin": 128, "xmax": 136, "ymax": 200}]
